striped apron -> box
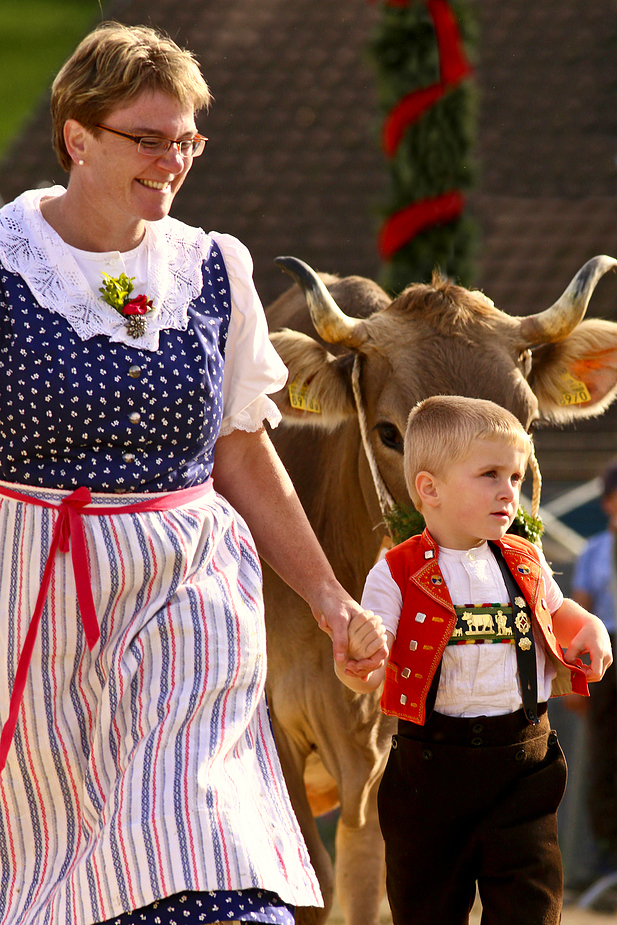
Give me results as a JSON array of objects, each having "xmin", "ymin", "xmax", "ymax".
[{"xmin": 0, "ymin": 480, "xmax": 322, "ymax": 925}]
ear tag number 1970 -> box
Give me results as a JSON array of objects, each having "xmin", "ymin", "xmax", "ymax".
[{"xmin": 558, "ymin": 372, "xmax": 590, "ymax": 406}]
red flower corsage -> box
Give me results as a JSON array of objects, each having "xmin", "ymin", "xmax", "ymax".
[{"xmin": 99, "ymin": 272, "xmax": 157, "ymax": 338}]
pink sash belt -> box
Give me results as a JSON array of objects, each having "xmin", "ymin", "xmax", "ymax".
[{"xmin": 0, "ymin": 481, "xmax": 214, "ymax": 771}]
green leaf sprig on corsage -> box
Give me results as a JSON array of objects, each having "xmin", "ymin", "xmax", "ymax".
[
  {"xmin": 99, "ymin": 272, "xmax": 157, "ymax": 339},
  {"xmin": 383, "ymin": 503, "xmax": 544, "ymax": 547}
]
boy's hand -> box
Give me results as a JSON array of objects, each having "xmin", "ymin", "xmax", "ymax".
[
  {"xmin": 312, "ymin": 587, "xmax": 388, "ymax": 671},
  {"xmin": 344, "ymin": 610, "xmax": 388, "ymax": 679},
  {"xmin": 333, "ymin": 614, "xmax": 390, "ymax": 693},
  {"xmin": 563, "ymin": 615, "xmax": 613, "ymax": 682}
]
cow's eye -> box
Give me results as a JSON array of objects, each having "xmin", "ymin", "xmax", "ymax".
[{"xmin": 376, "ymin": 422, "xmax": 403, "ymax": 453}]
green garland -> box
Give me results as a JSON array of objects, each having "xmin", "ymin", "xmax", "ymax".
[
  {"xmin": 369, "ymin": 0, "xmax": 478, "ymax": 294},
  {"xmin": 384, "ymin": 502, "xmax": 544, "ymax": 547},
  {"xmin": 510, "ymin": 506, "xmax": 544, "ymax": 546},
  {"xmin": 384, "ymin": 504, "xmax": 426, "ymax": 546}
]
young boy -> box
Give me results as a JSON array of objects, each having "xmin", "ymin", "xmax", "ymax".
[{"xmin": 338, "ymin": 395, "xmax": 613, "ymax": 925}]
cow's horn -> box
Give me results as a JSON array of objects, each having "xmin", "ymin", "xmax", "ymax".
[
  {"xmin": 275, "ymin": 256, "xmax": 365, "ymax": 346},
  {"xmin": 518, "ymin": 255, "xmax": 617, "ymax": 346}
]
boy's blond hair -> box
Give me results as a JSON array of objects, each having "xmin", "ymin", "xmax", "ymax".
[
  {"xmin": 51, "ymin": 22, "xmax": 211, "ymax": 172},
  {"xmin": 404, "ymin": 395, "xmax": 532, "ymax": 510}
]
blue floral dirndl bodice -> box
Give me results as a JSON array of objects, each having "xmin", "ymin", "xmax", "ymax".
[{"xmin": 0, "ymin": 242, "xmax": 230, "ymax": 492}]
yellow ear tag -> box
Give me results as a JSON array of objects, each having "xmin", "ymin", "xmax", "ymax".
[
  {"xmin": 557, "ymin": 372, "xmax": 591, "ymax": 406},
  {"xmin": 288, "ymin": 377, "xmax": 322, "ymax": 413}
]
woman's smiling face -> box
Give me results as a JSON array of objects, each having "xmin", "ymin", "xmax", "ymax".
[{"xmin": 74, "ymin": 90, "xmax": 198, "ymax": 245}]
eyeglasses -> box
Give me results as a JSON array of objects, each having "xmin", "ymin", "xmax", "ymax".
[{"xmin": 96, "ymin": 124, "xmax": 208, "ymax": 158}]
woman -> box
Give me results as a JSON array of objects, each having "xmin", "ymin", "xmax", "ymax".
[{"xmin": 0, "ymin": 22, "xmax": 385, "ymax": 925}]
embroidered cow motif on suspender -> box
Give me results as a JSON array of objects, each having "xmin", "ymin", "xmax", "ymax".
[{"xmin": 449, "ymin": 603, "xmax": 515, "ymax": 644}]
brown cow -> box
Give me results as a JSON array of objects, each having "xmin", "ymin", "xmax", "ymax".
[{"xmin": 262, "ymin": 255, "xmax": 617, "ymax": 925}]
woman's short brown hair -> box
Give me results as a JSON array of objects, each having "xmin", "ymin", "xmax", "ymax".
[{"xmin": 51, "ymin": 21, "xmax": 211, "ymax": 172}]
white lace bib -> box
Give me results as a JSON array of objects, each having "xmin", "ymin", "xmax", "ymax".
[{"xmin": 0, "ymin": 186, "xmax": 212, "ymax": 351}]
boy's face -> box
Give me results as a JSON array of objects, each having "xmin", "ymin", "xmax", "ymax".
[{"xmin": 417, "ymin": 438, "xmax": 527, "ymax": 549}]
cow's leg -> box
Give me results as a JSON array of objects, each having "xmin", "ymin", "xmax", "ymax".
[
  {"xmin": 268, "ymin": 716, "xmax": 334, "ymax": 925},
  {"xmin": 335, "ymin": 777, "xmax": 387, "ymax": 925}
]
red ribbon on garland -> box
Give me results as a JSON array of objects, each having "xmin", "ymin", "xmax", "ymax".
[
  {"xmin": 381, "ymin": 0, "xmax": 471, "ymax": 156},
  {"xmin": 378, "ymin": 189, "xmax": 464, "ymax": 260},
  {"xmin": 370, "ymin": 0, "xmax": 472, "ymax": 259}
]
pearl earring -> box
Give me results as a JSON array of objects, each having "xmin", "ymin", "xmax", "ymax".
[{"xmin": 78, "ymin": 159, "xmax": 84, "ymax": 166}]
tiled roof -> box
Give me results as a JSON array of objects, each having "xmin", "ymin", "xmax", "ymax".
[
  {"xmin": 2, "ymin": 0, "xmax": 617, "ymax": 480},
  {"xmin": 469, "ymin": 0, "xmax": 617, "ymax": 321},
  {"xmin": 467, "ymin": 0, "xmax": 617, "ymax": 480}
]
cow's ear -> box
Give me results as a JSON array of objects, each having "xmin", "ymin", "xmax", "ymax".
[
  {"xmin": 529, "ymin": 318, "xmax": 617, "ymax": 423},
  {"xmin": 269, "ymin": 329, "xmax": 355, "ymax": 427}
]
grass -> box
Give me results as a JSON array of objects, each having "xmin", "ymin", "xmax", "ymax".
[{"xmin": 0, "ymin": 0, "xmax": 104, "ymax": 156}]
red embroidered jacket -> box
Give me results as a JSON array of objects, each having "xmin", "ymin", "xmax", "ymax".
[{"xmin": 380, "ymin": 529, "xmax": 589, "ymax": 725}]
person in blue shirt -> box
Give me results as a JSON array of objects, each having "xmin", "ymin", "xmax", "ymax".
[{"xmin": 573, "ymin": 458, "xmax": 617, "ymax": 870}]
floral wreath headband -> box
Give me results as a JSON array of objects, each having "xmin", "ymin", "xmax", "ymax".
[{"xmin": 99, "ymin": 272, "xmax": 158, "ymax": 338}]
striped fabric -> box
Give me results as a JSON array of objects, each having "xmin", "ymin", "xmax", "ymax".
[{"xmin": 0, "ymin": 481, "xmax": 322, "ymax": 924}]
